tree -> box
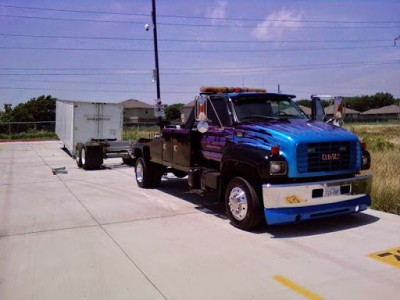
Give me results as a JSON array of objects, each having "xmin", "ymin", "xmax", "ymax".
[
  {"xmin": 296, "ymin": 99, "xmax": 330, "ymax": 108},
  {"xmin": 1, "ymin": 95, "xmax": 56, "ymax": 122},
  {"xmin": 164, "ymin": 103, "xmax": 184, "ymax": 121},
  {"xmin": 295, "ymin": 99, "xmax": 311, "ymax": 107},
  {"xmin": 344, "ymin": 93, "xmax": 395, "ymax": 112}
]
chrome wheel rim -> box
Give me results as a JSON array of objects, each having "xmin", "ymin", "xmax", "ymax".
[
  {"xmin": 81, "ymin": 148, "xmax": 86, "ymax": 165},
  {"xmin": 136, "ymin": 161, "xmax": 143, "ymax": 183},
  {"xmin": 228, "ymin": 187, "xmax": 248, "ymax": 221},
  {"xmin": 75, "ymin": 151, "xmax": 80, "ymax": 163}
]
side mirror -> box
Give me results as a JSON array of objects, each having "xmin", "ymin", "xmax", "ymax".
[
  {"xmin": 332, "ymin": 97, "xmax": 344, "ymax": 127},
  {"xmin": 311, "ymin": 96, "xmax": 325, "ymax": 121},
  {"xmin": 195, "ymin": 95, "xmax": 209, "ymax": 133}
]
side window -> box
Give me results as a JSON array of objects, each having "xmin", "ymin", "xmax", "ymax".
[{"xmin": 207, "ymin": 97, "xmax": 232, "ymax": 127}]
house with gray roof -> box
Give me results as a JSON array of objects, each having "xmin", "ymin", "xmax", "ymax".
[
  {"xmin": 360, "ymin": 104, "xmax": 400, "ymax": 121},
  {"xmin": 324, "ymin": 104, "xmax": 360, "ymax": 121},
  {"xmin": 181, "ymin": 100, "xmax": 196, "ymax": 123},
  {"xmin": 298, "ymin": 105, "xmax": 311, "ymax": 117},
  {"xmin": 121, "ymin": 99, "xmax": 157, "ymax": 123}
]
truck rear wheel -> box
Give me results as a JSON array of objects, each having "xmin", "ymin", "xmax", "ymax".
[
  {"xmin": 135, "ymin": 157, "xmax": 153, "ymax": 188},
  {"xmin": 225, "ymin": 177, "xmax": 263, "ymax": 230}
]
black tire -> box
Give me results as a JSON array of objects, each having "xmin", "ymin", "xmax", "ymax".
[
  {"xmin": 135, "ymin": 157, "xmax": 154, "ymax": 188},
  {"xmin": 82, "ymin": 145, "xmax": 103, "ymax": 170},
  {"xmin": 75, "ymin": 144, "xmax": 83, "ymax": 168},
  {"xmin": 225, "ymin": 177, "xmax": 264, "ymax": 230},
  {"xmin": 81, "ymin": 146, "xmax": 90, "ymax": 170}
]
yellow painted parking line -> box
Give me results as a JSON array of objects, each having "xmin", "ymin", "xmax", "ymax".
[
  {"xmin": 273, "ymin": 275, "xmax": 324, "ymax": 300},
  {"xmin": 367, "ymin": 246, "xmax": 400, "ymax": 268}
]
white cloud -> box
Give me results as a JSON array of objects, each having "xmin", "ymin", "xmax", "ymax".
[
  {"xmin": 252, "ymin": 9, "xmax": 303, "ymax": 40},
  {"xmin": 206, "ymin": 1, "xmax": 228, "ymax": 24}
]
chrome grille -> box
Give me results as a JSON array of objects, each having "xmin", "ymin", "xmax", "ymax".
[{"xmin": 297, "ymin": 141, "xmax": 358, "ymax": 173}]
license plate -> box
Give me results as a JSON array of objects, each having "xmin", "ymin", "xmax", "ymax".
[{"xmin": 326, "ymin": 186, "xmax": 340, "ymax": 197}]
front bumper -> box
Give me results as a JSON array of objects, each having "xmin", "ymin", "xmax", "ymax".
[{"xmin": 262, "ymin": 174, "xmax": 372, "ymax": 225}]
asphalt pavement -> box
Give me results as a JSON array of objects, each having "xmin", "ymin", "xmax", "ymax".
[{"xmin": 0, "ymin": 141, "xmax": 399, "ymax": 300}]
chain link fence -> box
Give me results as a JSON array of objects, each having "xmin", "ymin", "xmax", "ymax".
[
  {"xmin": 0, "ymin": 121, "xmax": 57, "ymax": 140},
  {"xmin": 0, "ymin": 121, "xmax": 162, "ymax": 141}
]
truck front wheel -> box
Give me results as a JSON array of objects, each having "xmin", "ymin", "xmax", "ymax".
[{"xmin": 225, "ymin": 177, "xmax": 264, "ymax": 230}]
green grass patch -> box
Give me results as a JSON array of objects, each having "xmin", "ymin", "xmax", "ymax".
[{"xmin": 0, "ymin": 129, "xmax": 58, "ymax": 141}]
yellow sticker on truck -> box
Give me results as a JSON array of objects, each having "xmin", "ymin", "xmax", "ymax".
[{"xmin": 367, "ymin": 246, "xmax": 400, "ymax": 268}]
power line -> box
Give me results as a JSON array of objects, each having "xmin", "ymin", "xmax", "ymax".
[
  {"xmin": 1, "ymin": 59, "xmax": 398, "ymax": 71},
  {"xmin": 0, "ymin": 60, "xmax": 398, "ymax": 76},
  {"xmin": 0, "ymin": 86, "xmax": 194, "ymax": 94},
  {"xmin": 1, "ymin": 14, "xmax": 398, "ymax": 29},
  {"xmin": 0, "ymin": 32, "xmax": 393, "ymax": 44},
  {"xmin": 3, "ymin": 79, "xmax": 398, "ymax": 96},
  {"xmin": 0, "ymin": 45, "xmax": 395, "ymax": 53},
  {"xmin": 288, "ymin": 89, "xmax": 400, "ymax": 97},
  {"xmin": 0, "ymin": 78, "xmax": 199, "ymax": 87},
  {"xmin": 1, "ymin": 4, "xmax": 399, "ymax": 24},
  {"xmin": 1, "ymin": 86, "xmax": 398, "ymax": 98}
]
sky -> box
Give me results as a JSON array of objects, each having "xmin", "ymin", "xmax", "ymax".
[{"xmin": 0, "ymin": 0, "xmax": 399, "ymax": 108}]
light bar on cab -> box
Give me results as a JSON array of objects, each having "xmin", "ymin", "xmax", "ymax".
[{"xmin": 200, "ymin": 86, "xmax": 267, "ymax": 93}]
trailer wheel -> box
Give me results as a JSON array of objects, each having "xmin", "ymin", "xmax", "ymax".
[
  {"xmin": 225, "ymin": 177, "xmax": 263, "ymax": 230},
  {"xmin": 81, "ymin": 145, "xmax": 103, "ymax": 170},
  {"xmin": 81, "ymin": 146, "xmax": 89, "ymax": 169},
  {"xmin": 75, "ymin": 144, "xmax": 83, "ymax": 168},
  {"xmin": 135, "ymin": 157, "xmax": 154, "ymax": 188}
]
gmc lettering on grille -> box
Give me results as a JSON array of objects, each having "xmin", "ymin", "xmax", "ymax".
[{"xmin": 322, "ymin": 153, "xmax": 341, "ymax": 160}]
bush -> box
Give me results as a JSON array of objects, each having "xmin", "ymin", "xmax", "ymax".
[{"xmin": 362, "ymin": 137, "xmax": 395, "ymax": 151}]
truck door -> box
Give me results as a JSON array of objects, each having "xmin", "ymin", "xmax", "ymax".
[{"xmin": 201, "ymin": 96, "xmax": 233, "ymax": 163}]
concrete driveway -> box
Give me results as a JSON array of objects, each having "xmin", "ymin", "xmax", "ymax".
[{"xmin": 0, "ymin": 141, "xmax": 399, "ymax": 299}]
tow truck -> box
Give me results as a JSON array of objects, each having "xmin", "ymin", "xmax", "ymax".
[{"xmin": 131, "ymin": 87, "xmax": 372, "ymax": 230}]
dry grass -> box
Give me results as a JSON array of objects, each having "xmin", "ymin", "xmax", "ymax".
[
  {"xmin": 122, "ymin": 126, "xmax": 160, "ymax": 141},
  {"xmin": 345, "ymin": 123, "xmax": 400, "ymax": 215}
]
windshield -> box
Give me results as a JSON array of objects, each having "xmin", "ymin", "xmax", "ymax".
[{"xmin": 232, "ymin": 95, "xmax": 307, "ymax": 121}]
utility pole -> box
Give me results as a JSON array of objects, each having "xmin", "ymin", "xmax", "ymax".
[
  {"xmin": 394, "ymin": 35, "xmax": 400, "ymax": 47},
  {"xmin": 150, "ymin": 0, "xmax": 164, "ymax": 121},
  {"xmin": 278, "ymin": 84, "xmax": 281, "ymax": 94}
]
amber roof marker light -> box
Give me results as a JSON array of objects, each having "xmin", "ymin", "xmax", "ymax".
[{"xmin": 200, "ymin": 86, "xmax": 267, "ymax": 93}]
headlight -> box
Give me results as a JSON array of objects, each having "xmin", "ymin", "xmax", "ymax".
[
  {"xmin": 270, "ymin": 161, "xmax": 287, "ymax": 175},
  {"xmin": 361, "ymin": 152, "xmax": 370, "ymax": 170}
]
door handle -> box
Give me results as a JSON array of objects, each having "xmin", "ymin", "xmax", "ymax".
[
  {"xmin": 173, "ymin": 145, "xmax": 178, "ymax": 152},
  {"xmin": 163, "ymin": 143, "xmax": 166, "ymax": 150}
]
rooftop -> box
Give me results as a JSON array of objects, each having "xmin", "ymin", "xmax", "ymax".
[
  {"xmin": 120, "ymin": 99, "xmax": 153, "ymax": 109},
  {"xmin": 325, "ymin": 104, "xmax": 360, "ymax": 114},
  {"xmin": 298, "ymin": 105, "xmax": 311, "ymax": 115},
  {"xmin": 361, "ymin": 104, "xmax": 400, "ymax": 115}
]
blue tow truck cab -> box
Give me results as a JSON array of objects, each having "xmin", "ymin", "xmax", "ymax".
[{"xmin": 132, "ymin": 87, "xmax": 372, "ymax": 230}]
